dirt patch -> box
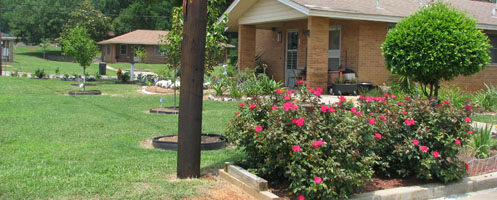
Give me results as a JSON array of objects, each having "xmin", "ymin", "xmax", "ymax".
[
  {"xmin": 188, "ymin": 176, "xmax": 255, "ymax": 200},
  {"xmin": 157, "ymin": 135, "xmax": 223, "ymax": 143},
  {"xmin": 140, "ymin": 139, "xmax": 154, "ymax": 149},
  {"xmin": 149, "ymin": 107, "xmax": 179, "ymax": 114}
]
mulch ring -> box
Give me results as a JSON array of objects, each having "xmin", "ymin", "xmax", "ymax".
[
  {"xmin": 156, "ymin": 135, "xmax": 224, "ymax": 143},
  {"xmin": 68, "ymin": 90, "xmax": 102, "ymax": 95},
  {"xmin": 149, "ymin": 107, "xmax": 179, "ymax": 114}
]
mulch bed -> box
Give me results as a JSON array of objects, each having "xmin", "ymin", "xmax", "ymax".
[
  {"xmin": 156, "ymin": 135, "xmax": 223, "ymax": 143},
  {"xmin": 68, "ymin": 90, "xmax": 102, "ymax": 95},
  {"xmin": 149, "ymin": 107, "xmax": 179, "ymax": 114}
]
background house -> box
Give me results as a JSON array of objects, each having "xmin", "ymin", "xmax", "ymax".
[
  {"xmin": 1, "ymin": 33, "xmax": 16, "ymax": 63},
  {"xmin": 224, "ymin": 0, "xmax": 497, "ymax": 91},
  {"xmin": 97, "ymin": 30, "xmax": 169, "ymax": 64}
]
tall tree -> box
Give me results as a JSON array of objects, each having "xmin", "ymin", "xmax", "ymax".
[
  {"xmin": 61, "ymin": 27, "xmax": 98, "ymax": 91},
  {"xmin": 9, "ymin": 0, "xmax": 80, "ymax": 44},
  {"xmin": 61, "ymin": 0, "xmax": 112, "ymax": 42}
]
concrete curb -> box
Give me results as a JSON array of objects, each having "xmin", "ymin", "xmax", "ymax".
[{"xmin": 220, "ymin": 162, "xmax": 497, "ymax": 200}]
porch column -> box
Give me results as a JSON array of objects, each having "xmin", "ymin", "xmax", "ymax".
[
  {"xmin": 238, "ymin": 25, "xmax": 256, "ymax": 71},
  {"xmin": 306, "ymin": 17, "xmax": 329, "ymax": 89}
]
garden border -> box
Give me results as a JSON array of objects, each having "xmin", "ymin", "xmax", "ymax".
[{"xmin": 219, "ymin": 162, "xmax": 497, "ymax": 200}]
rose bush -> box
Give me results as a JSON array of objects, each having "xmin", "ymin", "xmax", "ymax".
[{"xmin": 225, "ymin": 84, "xmax": 472, "ymax": 199}]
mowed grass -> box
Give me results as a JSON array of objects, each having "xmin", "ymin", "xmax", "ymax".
[
  {"xmin": 473, "ymin": 115, "xmax": 497, "ymax": 125},
  {"xmin": 0, "ymin": 77, "xmax": 243, "ymax": 199},
  {"xmin": 5, "ymin": 46, "xmax": 166, "ymax": 75}
]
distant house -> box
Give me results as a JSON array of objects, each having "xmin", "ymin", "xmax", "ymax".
[
  {"xmin": 97, "ymin": 29, "xmax": 234, "ymax": 64},
  {"xmin": 224, "ymin": 0, "xmax": 497, "ymax": 91},
  {"xmin": 1, "ymin": 33, "xmax": 16, "ymax": 62},
  {"xmin": 97, "ymin": 30, "xmax": 169, "ymax": 64}
]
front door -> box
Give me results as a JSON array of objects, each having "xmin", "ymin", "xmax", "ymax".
[
  {"xmin": 328, "ymin": 26, "xmax": 341, "ymax": 71},
  {"xmin": 285, "ymin": 31, "xmax": 299, "ymax": 87}
]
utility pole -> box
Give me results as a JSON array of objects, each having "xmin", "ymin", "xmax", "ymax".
[{"xmin": 177, "ymin": 0, "xmax": 208, "ymax": 178}]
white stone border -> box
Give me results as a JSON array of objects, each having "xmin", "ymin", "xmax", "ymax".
[{"xmin": 219, "ymin": 162, "xmax": 497, "ymax": 200}]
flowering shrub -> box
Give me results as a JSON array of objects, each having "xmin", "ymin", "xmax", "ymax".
[
  {"xmin": 358, "ymin": 95, "xmax": 473, "ymax": 182},
  {"xmin": 225, "ymin": 84, "xmax": 472, "ymax": 199}
]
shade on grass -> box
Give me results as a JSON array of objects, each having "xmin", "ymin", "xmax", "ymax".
[{"xmin": 0, "ymin": 77, "xmax": 243, "ymax": 199}]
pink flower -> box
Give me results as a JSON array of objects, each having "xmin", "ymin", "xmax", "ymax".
[
  {"xmin": 432, "ymin": 151, "xmax": 440, "ymax": 158},
  {"xmin": 412, "ymin": 139, "xmax": 419, "ymax": 146},
  {"xmin": 443, "ymin": 100, "xmax": 450, "ymax": 105},
  {"xmin": 467, "ymin": 131, "xmax": 473, "ymax": 135},
  {"xmin": 249, "ymin": 104, "xmax": 256, "ymax": 109},
  {"xmin": 466, "ymin": 163, "xmax": 470, "ymax": 170},
  {"xmin": 351, "ymin": 107, "xmax": 357, "ymax": 113},
  {"xmin": 314, "ymin": 176, "xmax": 322, "ymax": 184},
  {"xmin": 464, "ymin": 117, "xmax": 472, "ymax": 123},
  {"xmin": 283, "ymin": 102, "xmax": 298, "ymax": 111},
  {"xmin": 403, "ymin": 111, "xmax": 408, "ymax": 115},
  {"xmin": 238, "ymin": 104, "xmax": 245, "ymax": 108},
  {"xmin": 419, "ymin": 146, "xmax": 429, "ymax": 152},
  {"xmin": 254, "ymin": 134, "xmax": 258, "ymax": 137},
  {"xmin": 255, "ymin": 126, "xmax": 263, "ymax": 132},
  {"xmin": 368, "ymin": 118, "xmax": 376, "ymax": 125},
  {"xmin": 284, "ymin": 96, "xmax": 291, "ymax": 100},
  {"xmin": 314, "ymin": 88, "xmax": 323, "ymax": 97},
  {"xmin": 397, "ymin": 102, "xmax": 403, "ymax": 106},
  {"xmin": 339, "ymin": 96, "xmax": 346, "ymax": 102},
  {"xmin": 320, "ymin": 105, "xmax": 328, "ymax": 113},
  {"xmin": 295, "ymin": 118, "xmax": 305, "ymax": 126},
  {"xmin": 335, "ymin": 102, "xmax": 341, "ymax": 106},
  {"xmin": 292, "ymin": 145, "xmax": 302, "ymax": 153},
  {"xmin": 405, "ymin": 97, "xmax": 411, "ymax": 101},
  {"xmin": 297, "ymin": 195, "xmax": 305, "ymax": 200},
  {"xmin": 275, "ymin": 89, "xmax": 282, "ymax": 94},
  {"xmin": 391, "ymin": 94, "xmax": 396, "ymax": 99},
  {"xmin": 312, "ymin": 140, "xmax": 325, "ymax": 148},
  {"xmin": 466, "ymin": 105, "xmax": 472, "ymax": 110},
  {"xmin": 384, "ymin": 93, "xmax": 390, "ymax": 97},
  {"xmin": 297, "ymin": 80, "xmax": 304, "ymax": 85},
  {"xmin": 379, "ymin": 115, "xmax": 386, "ymax": 121},
  {"xmin": 286, "ymin": 90, "xmax": 294, "ymax": 96},
  {"xmin": 369, "ymin": 112, "xmax": 373, "ymax": 116},
  {"xmin": 375, "ymin": 132, "xmax": 382, "ymax": 139},
  {"xmin": 456, "ymin": 139, "xmax": 461, "ymax": 146},
  {"xmin": 443, "ymin": 129, "xmax": 446, "ymax": 132},
  {"xmin": 272, "ymin": 106, "xmax": 278, "ymax": 110},
  {"xmin": 405, "ymin": 118, "xmax": 415, "ymax": 126},
  {"xmin": 356, "ymin": 112, "xmax": 363, "ymax": 116},
  {"xmin": 235, "ymin": 112, "xmax": 239, "ymax": 116},
  {"xmin": 328, "ymin": 107, "xmax": 336, "ymax": 113}
]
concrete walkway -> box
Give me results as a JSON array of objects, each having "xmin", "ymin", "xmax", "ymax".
[
  {"xmin": 320, "ymin": 94, "xmax": 358, "ymax": 105},
  {"xmin": 432, "ymin": 187, "xmax": 497, "ymax": 200}
]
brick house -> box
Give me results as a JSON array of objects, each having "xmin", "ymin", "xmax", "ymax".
[
  {"xmin": 97, "ymin": 30, "xmax": 169, "ymax": 64},
  {"xmin": 224, "ymin": 0, "xmax": 497, "ymax": 91}
]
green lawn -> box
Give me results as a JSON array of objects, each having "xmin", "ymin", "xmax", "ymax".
[
  {"xmin": 0, "ymin": 77, "xmax": 243, "ymax": 199},
  {"xmin": 473, "ymin": 115, "xmax": 497, "ymax": 125},
  {"xmin": 4, "ymin": 46, "xmax": 167, "ymax": 76}
]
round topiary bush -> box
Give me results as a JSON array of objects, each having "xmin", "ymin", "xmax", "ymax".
[{"xmin": 382, "ymin": 2, "xmax": 491, "ymax": 99}]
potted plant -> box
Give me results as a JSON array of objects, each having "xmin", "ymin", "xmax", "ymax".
[{"xmin": 330, "ymin": 77, "xmax": 358, "ymax": 95}]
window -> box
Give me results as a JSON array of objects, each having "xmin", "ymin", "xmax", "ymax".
[
  {"xmin": 488, "ymin": 33, "xmax": 497, "ymax": 64},
  {"xmin": 107, "ymin": 45, "xmax": 111, "ymax": 55},
  {"xmin": 120, "ymin": 45, "xmax": 127, "ymax": 55},
  {"xmin": 328, "ymin": 26, "xmax": 341, "ymax": 71},
  {"xmin": 155, "ymin": 46, "xmax": 166, "ymax": 56}
]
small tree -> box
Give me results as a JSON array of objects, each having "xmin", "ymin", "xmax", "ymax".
[
  {"xmin": 135, "ymin": 46, "xmax": 148, "ymax": 64},
  {"xmin": 39, "ymin": 38, "xmax": 51, "ymax": 59},
  {"xmin": 61, "ymin": 27, "xmax": 98, "ymax": 91},
  {"xmin": 382, "ymin": 2, "xmax": 491, "ymax": 99}
]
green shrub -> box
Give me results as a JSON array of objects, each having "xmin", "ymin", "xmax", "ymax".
[
  {"xmin": 382, "ymin": 2, "xmax": 491, "ymax": 99},
  {"xmin": 226, "ymin": 86, "xmax": 377, "ymax": 199},
  {"xmin": 472, "ymin": 123, "xmax": 495, "ymax": 158},
  {"xmin": 211, "ymin": 77, "xmax": 225, "ymax": 96},
  {"xmin": 473, "ymin": 84, "xmax": 497, "ymax": 111},
  {"xmin": 358, "ymin": 95, "xmax": 473, "ymax": 183},
  {"xmin": 34, "ymin": 68, "xmax": 46, "ymax": 78},
  {"xmin": 120, "ymin": 72, "xmax": 130, "ymax": 82},
  {"xmin": 438, "ymin": 85, "xmax": 472, "ymax": 109}
]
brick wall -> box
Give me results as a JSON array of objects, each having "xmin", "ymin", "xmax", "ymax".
[
  {"xmin": 445, "ymin": 67, "xmax": 497, "ymax": 91},
  {"xmin": 357, "ymin": 21, "xmax": 392, "ymax": 86},
  {"xmin": 238, "ymin": 25, "xmax": 256, "ymax": 71},
  {"xmin": 306, "ymin": 16, "xmax": 330, "ymax": 89}
]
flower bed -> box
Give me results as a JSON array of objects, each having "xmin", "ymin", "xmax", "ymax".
[{"xmin": 225, "ymin": 83, "xmax": 473, "ymax": 199}]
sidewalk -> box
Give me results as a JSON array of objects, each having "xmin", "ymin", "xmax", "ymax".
[{"xmin": 432, "ymin": 187, "xmax": 497, "ymax": 200}]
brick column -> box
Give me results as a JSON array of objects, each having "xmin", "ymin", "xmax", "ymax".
[
  {"xmin": 238, "ymin": 25, "xmax": 256, "ymax": 71},
  {"xmin": 306, "ymin": 17, "xmax": 329, "ymax": 90}
]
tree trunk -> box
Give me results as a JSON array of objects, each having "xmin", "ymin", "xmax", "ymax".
[
  {"xmin": 83, "ymin": 66, "xmax": 86, "ymax": 92},
  {"xmin": 177, "ymin": 0, "xmax": 208, "ymax": 179},
  {"xmin": 174, "ymin": 68, "xmax": 177, "ymax": 109}
]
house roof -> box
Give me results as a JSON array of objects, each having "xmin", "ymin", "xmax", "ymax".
[
  {"xmin": 223, "ymin": 0, "xmax": 497, "ymax": 31},
  {"xmin": 97, "ymin": 30, "xmax": 169, "ymax": 45}
]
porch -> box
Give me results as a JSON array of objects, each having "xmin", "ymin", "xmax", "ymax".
[{"xmin": 237, "ymin": 17, "xmax": 392, "ymax": 90}]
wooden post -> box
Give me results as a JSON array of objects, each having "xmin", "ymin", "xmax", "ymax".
[{"xmin": 177, "ymin": 0, "xmax": 208, "ymax": 179}]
